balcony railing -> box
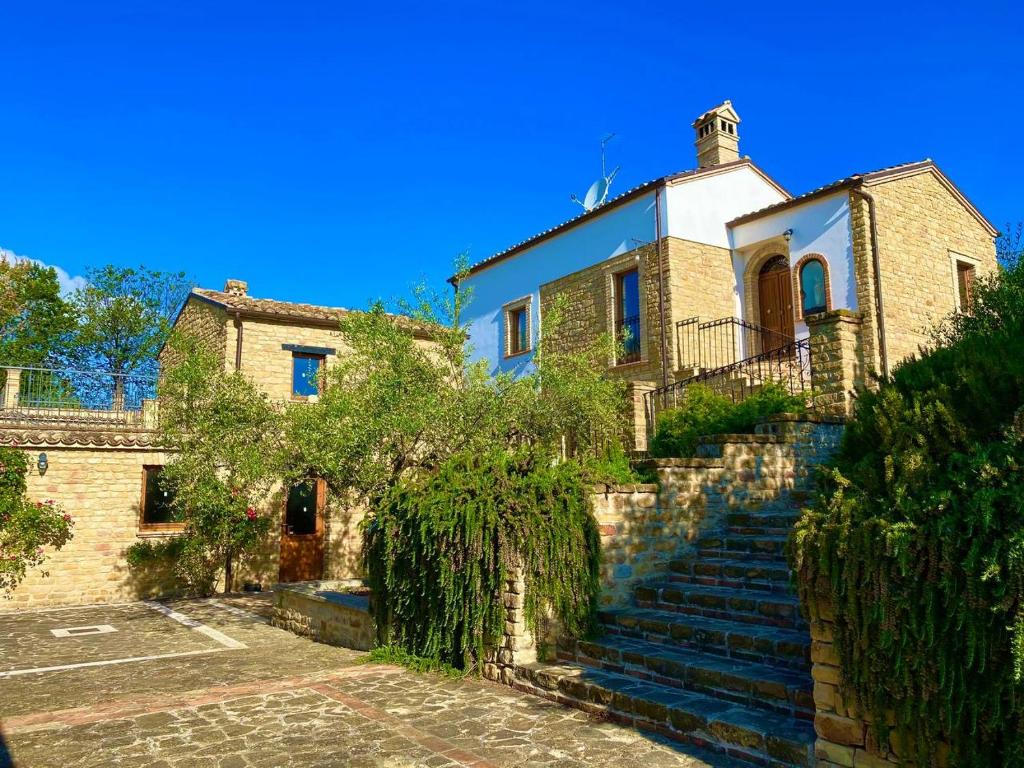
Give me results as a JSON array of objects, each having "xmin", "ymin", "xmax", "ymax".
[
  {"xmin": 616, "ymin": 315, "xmax": 641, "ymax": 364},
  {"xmin": 676, "ymin": 316, "xmax": 794, "ymax": 371},
  {"xmin": 0, "ymin": 366, "xmax": 158, "ymax": 427}
]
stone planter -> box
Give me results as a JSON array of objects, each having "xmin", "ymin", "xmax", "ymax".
[{"xmin": 270, "ymin": 580, "xmax": 375, "ymax": 651}]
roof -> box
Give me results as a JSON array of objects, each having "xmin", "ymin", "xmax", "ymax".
[
  {"xmin": 727, "ymin": 160, "xmax": 998, "ymax": 235},
  {"xmin": 456, "ymin": 158, "xmax": 788, "ymax": 282},
  {"xmin": 186, "ymin": 288, "xmax": 435, "ymax": 339}
]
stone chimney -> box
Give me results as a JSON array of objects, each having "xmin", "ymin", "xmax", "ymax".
[
  {"xmin": 224, "ymin": 279, "xmax": 248, "ymax": 297},
  {"xmin": 693, "ymin": 100, "xmax": 741, "ymax": 167}
]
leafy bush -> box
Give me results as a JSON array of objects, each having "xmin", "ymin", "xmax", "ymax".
[
  {"xmin": 365, "ymin": 447, "xmax": 600, "ymax": 670},
  {"xmin": 792, "ymin": 261, "xmax": 1024, "ymax": 767},
  {"xmin": 0, "ymin": 447, "xmax": 74, "ymax": 594},
  {"xmin": 649, "ymin": 382, "xmax": 807, "ymax": 457}
]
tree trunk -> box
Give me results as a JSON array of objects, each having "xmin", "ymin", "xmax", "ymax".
[{"xmin": 224, "ymin": 548, "xmax": 234, "ymax": 595}]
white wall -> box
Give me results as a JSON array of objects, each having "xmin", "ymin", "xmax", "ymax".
[
  {"xmin": 461, "ymin": 191, "xmax": 658, "ymax": 376},
  {"xmin": 728, "ymin": 192, "xmax": 855, "ymax": 340},
  {"xmin": 665, "ymin": 166, "xmax": 787, "ymax": 248}
]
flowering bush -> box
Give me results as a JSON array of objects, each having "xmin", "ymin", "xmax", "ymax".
[{"xmin": 0, "ymin": 447, "xmax": 74, "ymax": 595}]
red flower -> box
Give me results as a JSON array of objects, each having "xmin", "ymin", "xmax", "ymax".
[{"xmin": 246, "ymin": 507, "xmax": 257, "ymax": 521}]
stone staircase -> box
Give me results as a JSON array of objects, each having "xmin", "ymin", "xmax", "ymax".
[{"xmin": 513, "ymin": 425, "xmax": 840, "ymax": 767}]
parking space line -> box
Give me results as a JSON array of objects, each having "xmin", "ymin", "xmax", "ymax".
[
  {"xmin": 0, "ymin": 648, "xmax": 229, "ymax": 678},
  {"xmin": 143, "ymin": 601, "xmax": 248, "ymax": 650}
]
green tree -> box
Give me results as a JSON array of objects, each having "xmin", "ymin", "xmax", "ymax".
[
  {"xmin": 998, "ymin": 222, "xmax": 1023, "ymax": 268},
  {"xmin": 66, "ymin": 265, "xmax": 192, "ymax": 378},
  {"xmin": 154, "ymin": 332, "xmax": 283, "ymax": 594},
  {"xmin": 283, "ymin": 260, "xmax": 627, "ymax": 508},
  {"xmin": 0, "ymin": 261, "xmax": 75, "ymax": 367}
]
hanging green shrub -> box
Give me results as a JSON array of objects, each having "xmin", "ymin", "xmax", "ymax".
[
  {"xmin": 792, "ymin": 260, "xmax": 1024, "ymax": 767},
  {"xmin": 649, "ymin": 382, "xmax": 807, "ymax": 457},
  {"xmin": 364, "ymin": 447, "xmax": 600, "ymax": 670}
]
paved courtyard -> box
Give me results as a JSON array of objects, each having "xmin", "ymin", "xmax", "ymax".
[{"xmin": 0, "ymin": 595, "xmax": 728, "ymax": 767}]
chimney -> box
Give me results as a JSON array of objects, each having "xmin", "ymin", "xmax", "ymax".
[
  {"xmin": 224, "ymin": 279, "xmax": 248, "ymax": 297},
  {"xmin": 692, "ymin": 100, "xmax": 741, "ymax": 167}
]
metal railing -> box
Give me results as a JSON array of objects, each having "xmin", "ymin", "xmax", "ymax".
[
  {"xmin": 616, "ymin": 315, "xmax": 641, "ymax": 364},
  {"xmin": 676, "ymin": 316, "xmax": 794, "ymax": 372},
  {"xmin": 0, "ymin": 366, "xmax": 158, "ymax": 426},
  {"xmin": 648, "ymin": 337, "xmax": 812, "ymax": 426}
]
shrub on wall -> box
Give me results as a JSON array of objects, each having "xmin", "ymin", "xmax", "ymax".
[
  {"xmin": 365, "ymin": 447, "xmax": 600, "ymax": 670},
  {"xmin": 0, "ymin": 447, "xmax": 74, "ymax": 595},
  {"xmin": 649, "ymin": 382, "xmax": 807, "ymax": 457},
  {"xmin": 792, "ymin": 261, "xmax": 1024, "ymax": 767}
]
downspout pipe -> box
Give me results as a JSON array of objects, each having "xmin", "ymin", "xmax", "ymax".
[
  {"xmin": 233, "ymin": 311, "xmax": 243, "ymax": 371},
  {"xmin": 655, "ymin": 187, "xmax": 669, "ymax": 389},
  {"xmin": 851, "ymin": 187, "xmax": 890, "ymax": 379}
]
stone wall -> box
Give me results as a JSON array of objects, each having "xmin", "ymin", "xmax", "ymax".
[
  {"xmin": 1, "ymin": 432, "xmax": 175, "ymax": 609},
  {"xmin": 158, "ymin": 298, "xmax": 229, "ymax": 373},
  {"xmin": 849, "ymin": 172, "xmax": 997, "ymax": 374},
  {"xmin": 270, "ymin": 581, "xmax": 374, "ymax": 651},
  {"xmin": 806, "ymin": 309, "xmax": 867, "ymax": 417}
]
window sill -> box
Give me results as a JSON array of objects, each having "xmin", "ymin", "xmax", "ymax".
[
  {"xmin": 137, "ymin": 526, "xmax": 185, "ymax": 538},
  {"xmin": 504, "ymin": 349, "xmax": 532, "ymax": 360},
  {"xmin": 611, "ymin": 359, "xmax": 648, "ymax": 371}
]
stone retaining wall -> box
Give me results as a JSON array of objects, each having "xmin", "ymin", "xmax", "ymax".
[{"xmin": 270, "ymin": 580, "xmax": 374, "ymax": 651}]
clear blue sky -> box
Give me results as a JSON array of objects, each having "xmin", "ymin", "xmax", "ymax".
[{"xmin": 2, "ymin": 1, "xmax": 1021, "ymax": 308}]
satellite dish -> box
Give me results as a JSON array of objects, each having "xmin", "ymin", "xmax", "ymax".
[{"xmin": 571, "ymin": 134, "xmax": 620, "ymax": 212}]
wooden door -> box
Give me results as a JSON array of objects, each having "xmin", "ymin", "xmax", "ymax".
[
  {"xmin": 278, "ymin": 480, "xmax": 325, "ymax": 583},
  {"xmin": 758, "ymin": 257, "xmax": 795, "ymax": 352}
]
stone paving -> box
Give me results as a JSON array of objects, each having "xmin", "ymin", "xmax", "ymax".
[{"xmin": 0, "ymin": 595, "xmax": 729, "ymax": 767}]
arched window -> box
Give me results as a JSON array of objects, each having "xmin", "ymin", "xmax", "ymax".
[{"xmin": 797, "ymin": 256, "xmax": 830, "ymax": 317}]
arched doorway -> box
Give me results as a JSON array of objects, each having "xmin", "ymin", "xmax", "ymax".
[{"xmin": 757, "ymin": 256, "xmax": 794, "ymax": 352}]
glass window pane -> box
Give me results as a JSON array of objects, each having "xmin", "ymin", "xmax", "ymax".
[
  {"xmin": 617, "ymin": 270, "xmax": 641, "ymax": 363},
  {"xmin": 143, "ymin": 467, "xmax": 180, "ymax": 525},
  {"xmin": 800, "ymin": 260, "xmax": 827, "ymax": 315},
  {"xmin": 286, "ymin": 482, "xmax": 318, "ymax": 535},
  {"xmin": 619, "ymin": 270, "xmax": 640, "ymax": 320},
  {"xmin": 292, "ymin": 355, "xmax": 322, "ymax": 397},
  {"xmin": 516, "ymin": 308, "xmax": 528, "ymax": 352}
]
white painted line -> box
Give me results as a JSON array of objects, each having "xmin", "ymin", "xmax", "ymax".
[
  {"xmin": 201, "ymin": 598, "xmax": 270, "ymax": 625},
  {"xmin": 143, "ymin": 601, "xmax": 248, "ymax": 650},
  {"xmin": 0, "ymin": 648, "xmax": 228, "ymax": 678},
  {"xmin": 50, "ymin": 624, "xmax": 117, "ymax": 638}
]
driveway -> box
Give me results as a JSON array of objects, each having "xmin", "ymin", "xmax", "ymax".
[{"xmin": 0, "ymin": 595, "xmax": 726, "ymax": 767}]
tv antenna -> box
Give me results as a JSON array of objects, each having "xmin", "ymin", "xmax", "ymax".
[{"xmin": 571, "ymin": 133, "xmax": 620, "ymax": 212}]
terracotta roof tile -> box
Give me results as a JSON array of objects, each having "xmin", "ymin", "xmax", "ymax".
[{"xmin": 192, "ymin": 287, "xmax": 354, "ymax": 324}]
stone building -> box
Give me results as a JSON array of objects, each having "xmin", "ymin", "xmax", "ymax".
[
  {"xmin": 456, "ymin": 100, "xmax": 999, "ymax": 448},
  {"xmin": 1, "ymin": 280, "xmax": 432, "ymax": 608}
]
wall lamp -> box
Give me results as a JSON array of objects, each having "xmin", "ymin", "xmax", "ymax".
[
  {"xmin": 37, "ymin": 452, "xmax": 48, "ymax": 475},
  {"xmin": 783, "ymin": 228, "xmax": 794, "ymax": 243}
]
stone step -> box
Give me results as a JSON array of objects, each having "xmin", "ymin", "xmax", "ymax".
[
  {"xmin": 599, "ymin": 607, "xmax": 810, "ymax": 670},
  {"xmin": 668, "ymin": 555, "xmax": 793, "ymax": 593},
  {"xmin": 558, "ymin": 635, "xmax": 813, "ymax": 718},
  {"xmin": 726, "ymin": 511, "xmax": 801, "ymax": 534},
  {"xmin": 635, "ymin": 582, "xmax": 806, "ymax": 629},
  {"xmin": 514, "ymin": 662, "xmax": 815, "ymax": 767},
  {"xmin": 697, "ymin": 534, "xmax": 790, "ymax": 560}
]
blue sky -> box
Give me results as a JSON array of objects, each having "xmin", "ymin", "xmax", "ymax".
[{"xmin": 1, "ymin": 1, "xmax": 1021, "ymax": 309}]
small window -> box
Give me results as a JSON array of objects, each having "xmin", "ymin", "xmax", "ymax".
[
  {"xmin": 957, "ymin": 261, "xmax": 976, "ymax": 312},
  {"xmin": 505, "ymin": 302, "xmax": 531, "ymax": 357},
  {"xmin": 140, "ymin": 466, "xmax": 181, "ymax": 529},
  {"xmin": 285, "ymin": 481, "xmax": 318, "ymax": 536},
  {"xmin": 292, "ymin": 353, "xmax": 324, "ymax": 398},
  {"xmin": 799, "ymin": 259, "xmax": 828, "ymax": 316},
  {"xmin": 615, "ymin": 268, "xmax": 641, "ymax": 364}
]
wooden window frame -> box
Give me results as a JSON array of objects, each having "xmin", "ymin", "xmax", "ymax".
[
  {"xmin": 503, "ymin": 297, "xmax": 532, "ymax": 359},
  {"xmin": 291, "ymin": 351, "xmax": 326, "ymax": 401},
  {"xmin": 792, "ymin": 254, "xmax": 832, "ymax": 321},
  {"xmin": 949, "ymin": 252, "xmax": 982, "ymax": 314},
  {"xmin": 138, "ymin": 465, "xmax": 184, "ymax": 534},
  {"xmin": 614, "ymin": 267, "xmax": 642, "ymax": 365}
]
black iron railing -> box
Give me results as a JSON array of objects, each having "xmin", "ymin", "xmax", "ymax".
[
  {"xmin": 675, "ymin": 316, "xmax": 794, "ymax": 372},
  {"xmin": 0, "ymin": 366, "xmax": 158, "ymax": 426},
  {"xmin": 648, "ymin": 338, "xmax": 812, "ymax": 425},
  {"xmin": 616, "ymin": 315, "xmax": 641, "ymax": 364}
]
